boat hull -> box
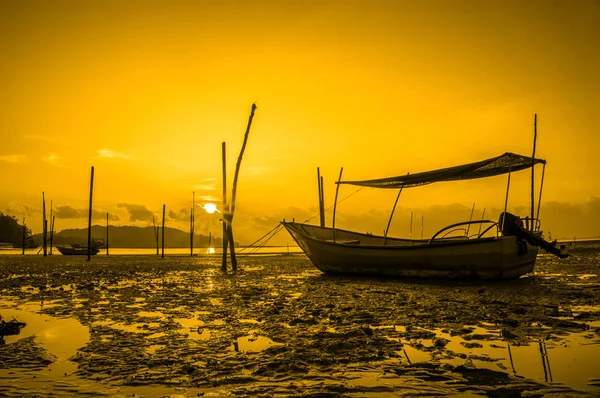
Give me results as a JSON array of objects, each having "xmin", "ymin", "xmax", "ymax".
[
  {"xmin": 282, "ymin": 222, "xmax": 537, "ymax": 279},
  {"xmin": 56, "ymin": 246, "xmax": 100, "ymax": 256}
]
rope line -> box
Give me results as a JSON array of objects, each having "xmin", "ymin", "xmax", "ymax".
[{"xmin": 302, "ymin": 187, "xmax": 364, "ymax": 223}]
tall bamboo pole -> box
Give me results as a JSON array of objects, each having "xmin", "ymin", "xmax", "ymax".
[
  {"xmin": 221, "ymin": 142, "xmax": 228, "ymax": 271},
  {"xmin": 531, "ymin": 114, "xmax": 537, "ymax": 231},
  {"xmin": 161, "ymin": 204, "xmax": 165, "ymax": 259},
  {"xmin": 87, "ymin": 166, "xmax": 94, "ymax": 261},
  {"xmin": 42, "ymin": 192, "xmax": 47, "ymax": 256},
  {"xmin": 106, "ymin": 212, "xmax": 109, "ymax": 255},
  {"xmin": 332, "ymin": 167, "xmax": 344, "ymax": 243}
]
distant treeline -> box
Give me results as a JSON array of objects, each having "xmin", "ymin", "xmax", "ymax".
[
  {"xmin": 0, "ymin": 212, "xmax": 36, "ymax": 247},
  {"xmin": 32, "ymin": 225, "xmax": 231, "ymax": 248}
]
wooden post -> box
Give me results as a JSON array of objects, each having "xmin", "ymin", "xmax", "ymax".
[
  {"xmin": 317, "ymin": 167, "xmax": 325, "ymax": 227},
  {"xmin": 49, "ymin": 200, "xmax": 53, "ymax": 255},
  {"xmin": 221, "ymin": 141, "xmax": 228, "ymax": 271},
  {"xmin": 42, "ymin": 192, "xmax": 47, "ymax": 256},
  {"xmin": 22, "ymin": 218, "xmax": 26, "ymax": 255},
  {"xmin": 106, "ymin": 212, "xmax": 109, "ymax": 255},
  {"xmin": 152, "ymin": 215, "xmax": 159, "ymax": 256},
  {"xmin": 161, "ymin": 204, "xmax": 165, "ymax": 259},
  {"xmin": 332, "ymin": 167, "xmax": 344, "ymax": 242},
  {"xmin": 531, "ymin": 114, "xmax": 537, "ymax": 231},
  {"xmin": 87, "ymin": 166, "xmax": 94, "ymax": 261}
]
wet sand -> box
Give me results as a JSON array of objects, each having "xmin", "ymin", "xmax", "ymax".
[{"xmin": 0, "ymin": 253, "xmax": 599, "ymax": 397}]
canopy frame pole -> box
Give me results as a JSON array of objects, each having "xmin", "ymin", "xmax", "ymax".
[
  {"xmin": 384, "ymin": 174, "xmax": 407, "ymax": 245},
  {"xmin": 477, "ymin": 207, "xmax": 487, "ymax": 236},
  {"xmin": 332, "ymin": 167, "xmax": 344, "ymax": 243},
  {"xmin": 531, "ymin": 114, "xmax": 538, "ymax": 231},
  {"xmin": 502, "ymin": 168, "xmax": 512, "ymax": 235},
  {"xmin": 465, "ymin": 203, "xmax": 475, "ymax": 237},
  {"xmin": 535, "ymin": 163, "xmax": 546, "ymax": 232}
]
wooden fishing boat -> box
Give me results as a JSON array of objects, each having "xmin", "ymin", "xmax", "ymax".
[
  {"xmin": 56, "ymin": 240, "xmax": 103, "ymax": 256},
  {"xmin": 282, "ymin": 152, "xmax": 568, "ymax": 279}
]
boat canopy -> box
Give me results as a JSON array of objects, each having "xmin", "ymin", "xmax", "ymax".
[{"xmin": 338, "ymin": 152, "xmax": 546, "ymax": 189}]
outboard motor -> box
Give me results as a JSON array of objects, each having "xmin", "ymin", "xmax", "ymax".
[{"xmin": 499, "ymin": 212, "xmax": 568, "ymax": 258}]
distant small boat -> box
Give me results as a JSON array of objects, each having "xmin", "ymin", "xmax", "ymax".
[
  {"xmin": 283, "ymin": 152, "xmax": 568, "ymax": 279},
  {"xmin": 56, "ymin": 240, "xmax": 103, "ymax": 256}
]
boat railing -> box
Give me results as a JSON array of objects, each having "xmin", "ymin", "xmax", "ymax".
[
  {"xmin": 440, "ymin": 228, "xmax": 468, "ymax": 239},
  {"xmin": 429, "ymin": 220, "xmax": 497, "ymax": 244},
  {"xmin": 521, "ymin": 217, "xmax": 542, "ymax": 233}
]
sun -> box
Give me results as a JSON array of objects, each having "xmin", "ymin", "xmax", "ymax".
[{"xmin": 203, "ymin": 203, "xmax": 219, "ymax": 214}]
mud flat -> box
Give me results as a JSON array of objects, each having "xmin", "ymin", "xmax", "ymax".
[{"xmin": 0, "ymin": 252, "xmax": 599, "ymax": 397}]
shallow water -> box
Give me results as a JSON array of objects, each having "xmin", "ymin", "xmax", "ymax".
[{"xmin": 0, "ymin": 253, "xmax": 599, "ymax": 397}]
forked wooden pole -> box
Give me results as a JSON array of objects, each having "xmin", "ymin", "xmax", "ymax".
[{"xmin": 228, "ymin": 103, "xmax": 258, "ymax": 272}]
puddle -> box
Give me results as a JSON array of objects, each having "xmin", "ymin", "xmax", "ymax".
[
  {"xmin": 230, "ymin": 334, "xmax": 282, "ymax": 353},
  {"xmin": 398, "ymin": 325, "xmax": 600, "ymax": 392},
  {"xmin": 174, "ymin": 314, "xmax": 210, "ymax": 340}
]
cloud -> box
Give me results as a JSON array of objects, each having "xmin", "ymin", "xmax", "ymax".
[
  {"xmin": 2, "ymin": 204, "xmax": 38, "ymax": 218},
  {"xmin": 42, "ymin": 154, "xmax": 64, "ymax": 166},
  {"xmin": 117, "ymin": 203, "xmax": 154, "ymax": 222},
  {"xmin": 54, "ymin": 205, "xmax": 120, "ymax": 221},
  {"xmin": 168, "ymin": 208, "xmax": 191, "ymax": 222},
  {"xmin": 0, "ymin": 154, "xmax": 27, "ymax": 163},
  {"xmin": 96, "ymin": 148, "xmax": 132, "ymax": 159}
]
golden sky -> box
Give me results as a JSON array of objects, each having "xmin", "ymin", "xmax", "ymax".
[{"xmin": 1, "ymin": 0, "xmax": 599, "ymax": 242}]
